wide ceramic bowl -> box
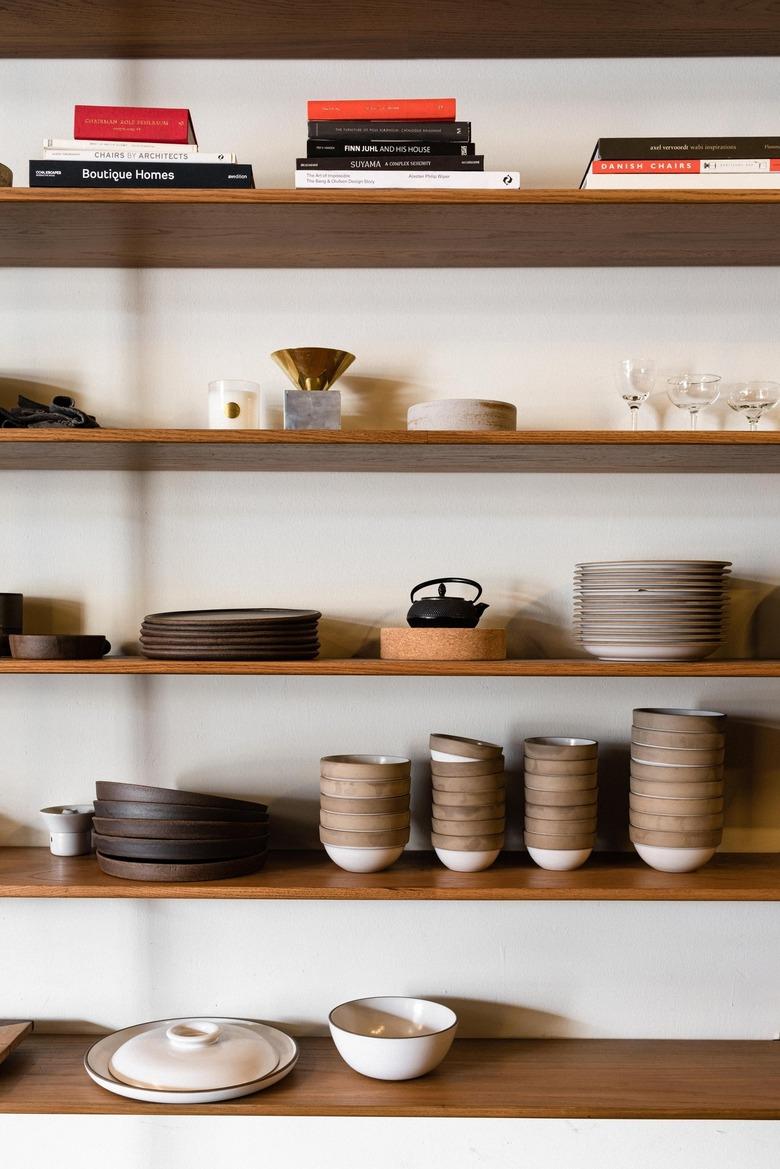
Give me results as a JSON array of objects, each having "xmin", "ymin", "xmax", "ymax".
[
  {"xmin": 323, "ymin": 843, "xmax": 404, "ymax": 873},
  {"xmin": 329, "ymin": 996, "xmax": 457, "ymax": 1080},
  {"xmin": 634, "ymin": 842, "xmax": 717, "ymax": 873}
]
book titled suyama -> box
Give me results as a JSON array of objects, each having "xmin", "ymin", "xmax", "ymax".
[
  {"xmin": 29, "ymin": 160, "xmax": 254, "ymax": 188},
  {"xmin": 308, "ymin": 120, "xmax": 471, "ymax": 142},
  {"xmin": 297, "ymin": 156, "xmax": 484, "ymax": 171}
]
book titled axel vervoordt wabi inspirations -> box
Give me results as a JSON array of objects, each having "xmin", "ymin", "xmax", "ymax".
[
  {"xmin": 298, "ymin": 97, "xmax": 519, "ymax": 189},
  {"xmin": 31, "ymin": 105, "xmax": 253, "ymax": 187},
  {"xmin": 582, "ymin": 136, "xmax": 780, "ymax": 189}
]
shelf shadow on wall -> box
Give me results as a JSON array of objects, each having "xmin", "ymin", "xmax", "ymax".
[
  {"xmin": 723, "ymin": 717, "xmax": 780, "ymax": 829},
  {"xmin": 340, "ymin": 376, "xmax": 420, "ymax": 431},
  {"xmin": 22, "ymin": 597, "xmax": 84, "ymax": 636},
  {"xmin": 423, "ymin": 997, "xmax": 575, "ymax": 1039}
]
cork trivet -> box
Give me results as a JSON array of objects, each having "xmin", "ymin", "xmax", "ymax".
[{"xmin": 381, "ymin": 627, "xmax": 506, "ymax": 661}]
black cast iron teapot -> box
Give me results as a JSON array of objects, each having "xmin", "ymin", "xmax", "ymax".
[{"xmin": 407, "ymin": 578, "xmax": 489, "ymax": 629}]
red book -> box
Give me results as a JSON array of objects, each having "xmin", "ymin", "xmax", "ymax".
[
  {"xmin": 74, "ymin": 105, "xmax": 197, "ymax": 144},
  {"xmin": 307, "ymin": 98, "xmax": 456, "ymax": 121}
]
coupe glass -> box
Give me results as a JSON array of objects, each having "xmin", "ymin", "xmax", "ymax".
[
  {"xmin": 667, "ymin": 374, "xmax": 721, "ymax": 430},
  {"xmin": 727, "ymin": 381, "xmax": 780, "ymax": 431},
  {"xmin": 617, "ymin": 358, "xmax": 655, "ymax": 431}
]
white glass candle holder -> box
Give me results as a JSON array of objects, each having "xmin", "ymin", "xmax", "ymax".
[{"xmin": 208, "ymin": 380, "xmax": 260, "ymax": 429}]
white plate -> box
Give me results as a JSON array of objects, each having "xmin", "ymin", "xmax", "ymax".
[
  {"xmin": 85, "ymin": 1018, "xmax": 298, "ymax": 1104},
  {"xmin": 583, "ymin": 643, "xmax": 718, "ymax": 661},
  {"xmin": 576, "ymin": 561, "xmax": 731, "ymax": 569}
]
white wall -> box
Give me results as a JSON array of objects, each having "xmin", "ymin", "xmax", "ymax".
[{"xmin": 1, "ymin": 55, "xmax": 779, "ymax": 1162}]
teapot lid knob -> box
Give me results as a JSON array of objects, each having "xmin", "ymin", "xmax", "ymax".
[{"xmin": 437, "ymin": 582, "xmax": 447, "ymax": 597}]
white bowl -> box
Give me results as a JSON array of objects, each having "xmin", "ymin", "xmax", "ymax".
[
  {"xmin": 527, "ymin": 846, "xmax": 592, "ymax": 871},
  {"xmin": 329, "ymin": 996, "xmax": 457, "ymax": 1080},
  {"xmin": 434, "ymin": 846, "xmax": 501, "ymax": 872},
  {"xmin": 323, "ymin": 843, "xmax": 404, "ymax": 873},
  {"xmin": 634, "ymin": 842, "xmax": 717, "ymax": 873}
]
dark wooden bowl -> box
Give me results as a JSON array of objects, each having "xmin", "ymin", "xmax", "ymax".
[
  {"xmin": 10, "ymin": 634, "xmax": 110, "ymax": 660},
  {"xmin": 95, "ymin": 782, "xmax": 267, "ymax": 813}
]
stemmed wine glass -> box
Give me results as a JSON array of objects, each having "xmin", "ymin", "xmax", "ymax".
[
  {"xmin": 667, "ymin": 374, "xmax": 721, "ymax": 430},
  {"xmin": 727, "ymin": 381, "xmax": 780, "ymax": 431},
  {"xmin": 617, "ymin": 358, "xmax": 655, "ymax": 431}
]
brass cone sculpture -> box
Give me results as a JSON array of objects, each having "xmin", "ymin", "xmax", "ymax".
[{"xmin": 271, "ymin": 347, "xmax": 355, "ymax": 392}]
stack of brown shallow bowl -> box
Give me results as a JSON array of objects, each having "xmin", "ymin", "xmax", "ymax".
[
  {"xmin": 523, "ymin": 737, "xmax": 598, "ymax": 871},
  {"xmin": 320, "ymin": 755, "xmax": 411, "ymax": 874},
  {"xmin": 630, "ymin": 707, "xmax": 726, "ymax": 873},
  {"xmin": 430, "ymin": 734, "xmax": 505, "ymax": 873},
  {"xmin": 92, "ymin": 782, "xmax": 269, "ymax": 881},
  {"xmin": 139, "ymin": 609, "xmax": 321, "ymax": 661},
  {"xmin": 574, "ymin": 560, "xmax": 731, "ymax": 662}
]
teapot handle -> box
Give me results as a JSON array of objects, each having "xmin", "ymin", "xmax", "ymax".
[{"xmin": 410, "ymin": 577, "xmax": 483, "ymax": 603}]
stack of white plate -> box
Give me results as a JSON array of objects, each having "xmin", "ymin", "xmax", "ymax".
[{"xmin": 574, "ymin": 560, "xmax": 731, "ymax": 662}]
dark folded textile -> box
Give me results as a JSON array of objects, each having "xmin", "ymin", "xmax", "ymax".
[{"xmin": 0, "ymin": 394, "xmax": 100, "ymax": 429}]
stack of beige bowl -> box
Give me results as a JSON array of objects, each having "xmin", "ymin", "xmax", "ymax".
[
  {"xmin": 524, "ymin": 737, "xmax": 598, "ymax": 871},
  {"xmin": 430, "ymin": 733, "xmax": 505, "ymax": 873},
  {"xmin": 629, "ymin": 708, "xmax": 726, "ymax": 873},
  {"xmin": 574, "ymin": 560, "xmax": 731, "ymax": 662},
  {"xmin": 320, "ymin": 755, "xmax": 411, "ymax": 874}
]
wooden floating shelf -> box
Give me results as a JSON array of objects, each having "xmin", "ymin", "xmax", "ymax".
[
  {"xmin": 1, "ymin": 849, "xmax": 777, "ymax": 901},
  {"xmin": 0, "ymin": 429, "xmax": 778, "ymax": 473},
  {"xmin": 3, "ymin": 0, "xmax": 779, "ymax": 59},
  {"xmin": 0, "ymin": 657, "xmax": 778, "ymax": 677},
  {"xmin": 2, "ymin": 1034, "xmax": 778, "ymax": 1118},
  {"xmin": 3, "ymin": 190, "xmax": 780, "ymax": 268}
]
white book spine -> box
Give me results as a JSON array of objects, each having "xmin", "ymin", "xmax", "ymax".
[
  {"xmin": 584, "ymin": 173, "xmax": 780, "ymax": 189},
  {"xmin": 294, "ymin": 170, "xmax": 520, "ymax": 189},
  {"xmin": 43, "ymin": 138, "xmax": 201, "ymax": 154},
  {"xmin": 42, "ymin": 148, "xmax": 236, "ymax": 163}
]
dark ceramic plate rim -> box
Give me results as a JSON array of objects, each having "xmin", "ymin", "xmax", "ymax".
[
  {"xmin": 94, "ymin": 782, "xmax": 267, "ymax": 812},
  {"xmin": 93, "ymin": 834, "xmax": 269, "ymax": 861},
  {"xmin": 95, "ymin": 850, "xmax": 268, "ymax": 882},
  {"xmin": 93, "ymin": 799, "xmax": 270, "ymax": 821},
  {"xmin": 143, "ymin": 609, "xmax": 321, "ymax": 624},
  {"xmin": 139, "ymin": 650, "xmax": 320, "ymax": 660},
  {"xmin": 93, "ymin": 817, "xmax": 270, "ymax": 839}
]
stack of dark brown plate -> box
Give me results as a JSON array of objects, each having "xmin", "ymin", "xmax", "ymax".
[
  {"xmin": 92, "ymin": 782, "xmax": 269, "ymax": 881},
  {"xmin": 138, "ymin": 609, "xmax": 321, "ymax": 660}
]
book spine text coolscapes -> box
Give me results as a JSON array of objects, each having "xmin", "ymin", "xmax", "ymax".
[
  {"xmin": 592, "ymin": 159, "xmax": 780, "ymax": 174},
  {"xmin": 29, "ymin": 161, "xmax": 254, "ymax": 189},
  {"xmin": 74, "ymin": 105, "xmax": 197, "ymax": 144},
  {"xmin": 597, "ymin": 136, "xmax": 780, "ymax": 160},
  {"xmin": 43, "ymin": 149, "xmax": 236, "ymax": 163},
  {"xmin": 297, "ymin": 156, "xmax": 484, "ymax": 171},
  {"xmin": 307, "ymin": 140, "xmax": 475, "ymax": 157},
  {"xmin": 308, "ymin": 120, "xmax": 471, "ymax": 142},
  {"xmin": 45, "ymin": 138, "xmax": 201, "ymax": 154},
  {"xmin": 295, "ymin": 171, "xmax": 520, "ymax": 189},
  {"xmin": 308, "ymin": 98, "xmax": 456, "ymax": 120}
]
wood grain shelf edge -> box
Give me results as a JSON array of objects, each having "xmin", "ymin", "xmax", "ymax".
[
  {"xmin": 1, "ymin": 1035, "xmax": 778, "ymax": 1118},
  {"xmin": 0, "ymin": 850, "xmax": 777, "ymax": 901}
]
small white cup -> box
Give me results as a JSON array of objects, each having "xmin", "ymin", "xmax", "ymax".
[
  {"xmin": 208, "ymin": 380, "xmax": 260, "ymax": 429},
  {"xmin": 40, "ymin": 805, "xmax": 94, "ymax": 856}
]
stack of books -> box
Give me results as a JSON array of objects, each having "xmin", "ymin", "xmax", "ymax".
[
  {"xmin": 29, "ymin": 105, "xmax": 254, "ymax": 189},
  {"xmin": 582, "ymin": 136, "xmax": 780, "ymax": 189},
  {"xmin": 296, "ymin": 98, "xmax": 519, "ymax": 189}
]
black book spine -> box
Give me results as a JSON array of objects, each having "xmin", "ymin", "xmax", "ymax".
[
  {"xmin": 307, "ymin": 140, "xmax": 476, "ymax": 157},
  {"xmin": 297, "ymin": 156, "xmax": 484, "ymax": 171},
  {"xmin": 29, "ymin": 160, "xmax": 255, "ymax": 188},
  {"xmin": 597, "ymin": 137, "xmax": 780, "ymax": 160},
  {"xmin": 307, "ymin": 120, "xmax": 471, "ymax": 142}
]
